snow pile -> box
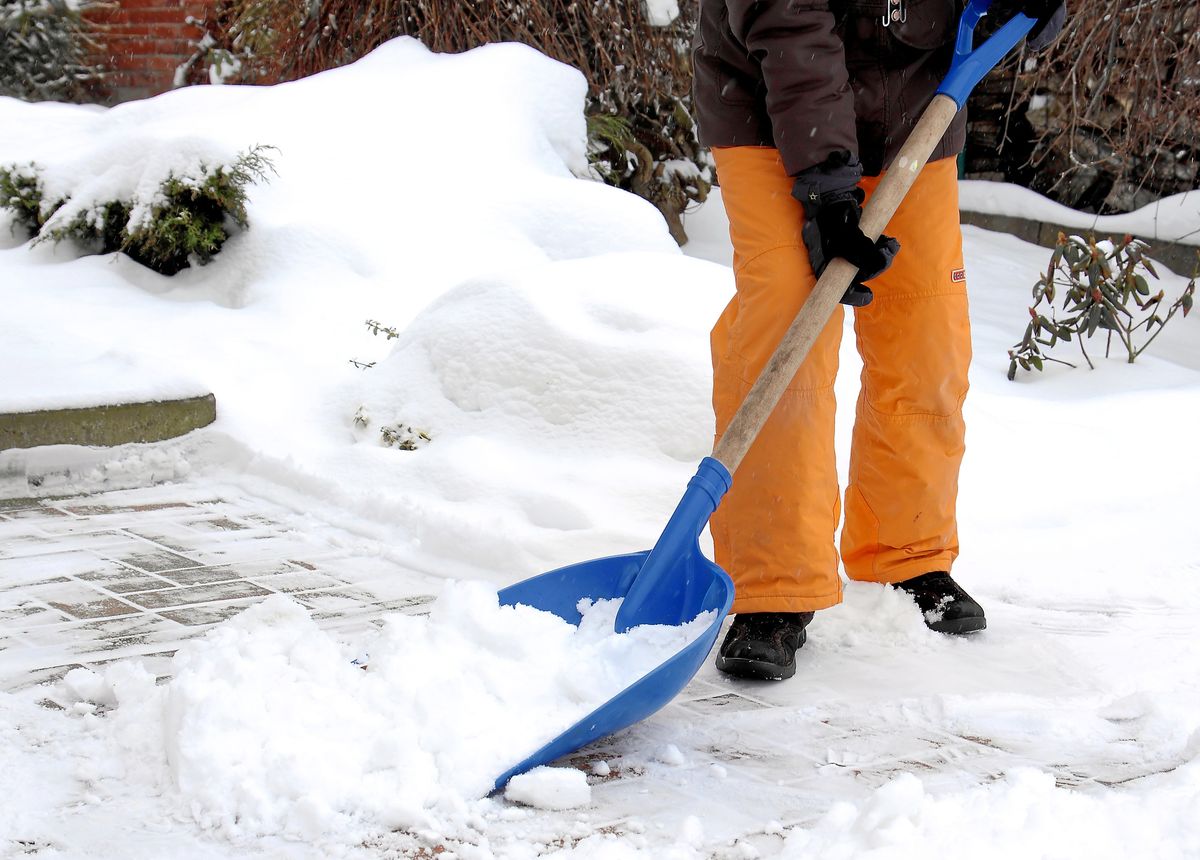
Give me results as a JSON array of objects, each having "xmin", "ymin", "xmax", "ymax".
[
  {"xmin": 348, "ymin": 252, "xmax": 729, "ymax": 573},
  {"xmin": 55, "ymin": 586, "xmax": 710, "ymax": 841},
  {"xmin": 0, "ymin": 37, "xmax": 717, "ymax": 581},
  {"xmin": 505, "ymin": 767, "xmax": 592, "ymax": 810},
  {"xmin": 355, "ymin": 257, "xmax": 721, "ymax": 463},
  {"xmin": 0, "ymin": 319, "xmax": 207, "ymax": 413},
  {"xmin": 0, "ymin": 36, "xmax": 685, "ymax": 426},
  {"xmin": 785, "ymin": 765, "xmax": 1200, "ymax": 859},
  {"xmin": 809, "ymin": 581, "xmax": 942, "ymax": 651}
]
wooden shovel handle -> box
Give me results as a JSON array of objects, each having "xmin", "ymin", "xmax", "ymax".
[{"xmin": 711, "ymin": 94, "xmax": 962, "ymax": 475}]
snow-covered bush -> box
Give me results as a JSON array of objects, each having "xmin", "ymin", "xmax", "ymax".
[
  {"xmin": 190, "ymin": 0, "xmax": 710, "ymax": 245},
  {"xmin": 0, "ymin": 163, "xmax": 52, "ymax": 235},
  {"xmin": 1008, "ymin": 235, "xmax": 1198, "ymax": 379},
  {"xmin": 40, "ymin": 199, "xmax": 130, "ymax": 257},
  {"xmin": 118, "ymin": 146, "xmax": 276, "ymax": 275},
  {"xmin": 0, "ymin": 0, "xmax": 104, "ymax": 102},
  {"xmin": 0, "ymin": 146, "xmax": 275, "ymax": 275}
]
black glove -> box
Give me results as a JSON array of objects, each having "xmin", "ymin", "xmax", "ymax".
[
  {"xmin": 994, "ymin": 0, "xmax": 1067, "ymax": 51},
  {"xmin": 790, "ymin": 151, "xmax": 900, "ymax": 308}
]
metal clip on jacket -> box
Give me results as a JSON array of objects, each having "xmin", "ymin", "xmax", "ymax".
[{"xmin": 882, "ymin": 0, "xmax": 906, "ymax": 27}]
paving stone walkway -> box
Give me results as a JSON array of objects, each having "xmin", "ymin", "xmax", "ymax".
[
  {"xmin": 5, "ymin": 481, "xmax": 1142, "ymax": 857},
  {"xmin": 0, "ymin": 487, "xmax": 435, "ymax": 693}
]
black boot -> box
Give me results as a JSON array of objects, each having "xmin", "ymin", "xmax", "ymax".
[
  {"xmin": 715, "ymin": 611, "xmax": 814, "ymax": 680},
  {"xmin": 893, "ymin": 571, "xmax": 986, "ymax": 635}
]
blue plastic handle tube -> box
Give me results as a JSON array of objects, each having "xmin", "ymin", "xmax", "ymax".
[{"xmin": 937, "ymin": 0, "xmax": 1037, "ymax": 108}]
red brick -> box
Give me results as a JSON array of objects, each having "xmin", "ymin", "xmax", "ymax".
[
  {"xmin": 102, "ymin": 53, "xmax": 187, "ymax": 73},
  {"xmin": 85, "ymin": 0, "xmax": 217, "ymax": 103},
  {"xmin": 85, "ymin": 8, "xmax": 126, "ymax": 24},
  {"xmin": 101, "ymin": 23, "xmax": 205, "ymax": 38},
  {"xmin": 88, "ymin": 4, "xmax": 210, "ymax": 25},
  {"xmin": 93, "ymin": 10, "xmax": 209, "ymax": 26},
  {"xmin": 139, "ymin": 55, "xmax": 191, "ymax": 72},
  {"xmin": 116, "ymin": 0, "xmax": 201, "ymax": 9},
  {"xmin": 104, "ymin": 36, "xmax": 193, "ymax": 56}
]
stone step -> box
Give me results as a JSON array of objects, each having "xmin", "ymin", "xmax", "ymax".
[{"xmin": 0, "ymin": 394, "xmax": 216, "ymax": 451}]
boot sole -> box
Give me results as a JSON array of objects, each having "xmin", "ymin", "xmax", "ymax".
[
  {"xmin": 715, "ymin": 655, "xmax": 796, "ymax": 681},
  {"xmin": 928, "ymin": 615, "xmax": 987, "ymax": 635}
]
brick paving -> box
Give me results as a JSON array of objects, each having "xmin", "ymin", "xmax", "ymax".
[
  {"xmin": 0, "ymin": 488, "xmax": 436, "ymax": 692},
  {"xmin": 5, "ymin": 482, "xmax": 1138, "ymax": 855}
]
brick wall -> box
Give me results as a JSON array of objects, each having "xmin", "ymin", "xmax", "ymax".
[{"xmin": 86, "ymin": 0, "xmax": 216, "ymax": 104}]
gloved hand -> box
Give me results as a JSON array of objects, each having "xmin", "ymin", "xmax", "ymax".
[
  {"xmin": 994, "ymin": 0, "xmax": 1067, "ymax": 51},
  {"xmin": 790, "ymin": 151, "xmax": 900, "ymax": 307}
]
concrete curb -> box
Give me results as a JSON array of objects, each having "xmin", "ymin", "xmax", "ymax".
[
  {"xmin": 960, "ymin": 210, "xmax": 1199, "ymax": 277},
  {"xmin": 0, "ymin": 394, "xmax": 216, "ymax": 451}
]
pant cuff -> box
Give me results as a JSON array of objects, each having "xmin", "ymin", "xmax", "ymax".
[
  {"xmin": 846, "ymin": 554, "xmax": 956, "ymax": 585},
  {"xmin": 729, "ymin": 587, "xmax": 843, "ymax": 614}
]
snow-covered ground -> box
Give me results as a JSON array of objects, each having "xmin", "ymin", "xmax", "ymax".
[
  {"xmin": 3, "ymin": 37, "xmax": 1200, "ymax": 860},
  {"xmin": 958, "ymin": 181, "xmax": 1200, "ymax": 249}
]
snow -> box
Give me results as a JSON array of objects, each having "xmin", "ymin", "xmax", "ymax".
[
  {"xmin": 0, "ymin": 319, "xmax": 206, "ymax": 413},
  {"xmin": 644, "ymin": 0, "xmax": 681, "ymax": 27},
  {"xmin": 3, "ymin": 30, "xmax": 1200, "ymax": 860},
  {"xmin": 505, "ymin": 767, "xmax": 592, "ymax": 810},
  {"xmin": 53, "ymin": 586, "xmax": 705, "ymax": 840},
  {"xmin": 960, "ymin": 180, "xmax": 1200, "ymax": 247},
  {"xmin": 783, "ymin": 765, "xmax": 1200, "ymax": 858}
]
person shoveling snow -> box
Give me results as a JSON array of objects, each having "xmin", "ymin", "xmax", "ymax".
[{"xmin": 690, "ymin": 0, "xmax": 1066, "ymax": 680}]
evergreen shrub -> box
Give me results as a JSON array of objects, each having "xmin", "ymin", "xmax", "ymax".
[
  {"xmin": 120, "ymin": 146, "xmax": 277, "ymax": 275},
  {"xmin": 0, "ymin": 164, "xmax": 53, "ymax": 236},
  {"xmin": 0, "ymin": 146, "xmax": 276, "ymax": 275},
  {"xmin": 0, "ymin": 0, "xmax": 104, "ymax": 102}
]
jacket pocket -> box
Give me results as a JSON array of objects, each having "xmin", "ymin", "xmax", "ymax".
[
  {"xmin": 717, "ymin": 69, "xmax": 757, "ymax": 107},
  {"xmin": 886, "ymin": 0, "xmax": 956, "ymax": 50}
]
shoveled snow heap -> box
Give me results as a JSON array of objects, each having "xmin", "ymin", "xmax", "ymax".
[{"xmin": 57, "ymin": 585, "xmax": 711, "ymax": 840}]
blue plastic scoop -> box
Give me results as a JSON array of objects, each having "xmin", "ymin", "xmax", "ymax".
[
  {"xmin": 494, "ymin": 457, "xmax": 733, "ymax": 789},
  {"xmin": 492, "ymin": 0, "xmax": 1035, "ymax": 793}
]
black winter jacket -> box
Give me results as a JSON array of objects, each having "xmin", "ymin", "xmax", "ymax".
[{"xmin": 691, "ymin": 0, "xmax": 967, "ymax": 177}]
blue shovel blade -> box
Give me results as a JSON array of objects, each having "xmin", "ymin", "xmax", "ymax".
[{"xmin": 493, "ymin": 458, "xmax": 734, "ymax": 791}]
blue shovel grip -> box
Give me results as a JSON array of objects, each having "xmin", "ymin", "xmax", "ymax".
[{"xmin": 937, "ymin": 0, "xmax": 1037, "ymax": 109}]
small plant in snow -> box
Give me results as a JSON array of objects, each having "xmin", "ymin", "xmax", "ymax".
[
  {"xmin": 349, "ymin": 320, "xmax": 399, "ymax": 370},
  {"xmin": 353, "ymin": 328, "xmax": 431, "ymax": 449},
  {"xmin": 1, "ymin": 146, "xmax": 276, "ymax": 275},
  {"xmin": 365, "ymin": 319, "xmax": 400, "ymax": 340},
  {"xmin": 380, "ymin": 423, "xmax": 431, "ymax": 451},
  {"xmin": 1008, "ymin": 234, "xmax": 1197, "ymax": 379}
]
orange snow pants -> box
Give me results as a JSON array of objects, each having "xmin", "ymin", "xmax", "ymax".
[{"xmin": 710, "ymin": 147, "xmax": 970, "ymax": 614}]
